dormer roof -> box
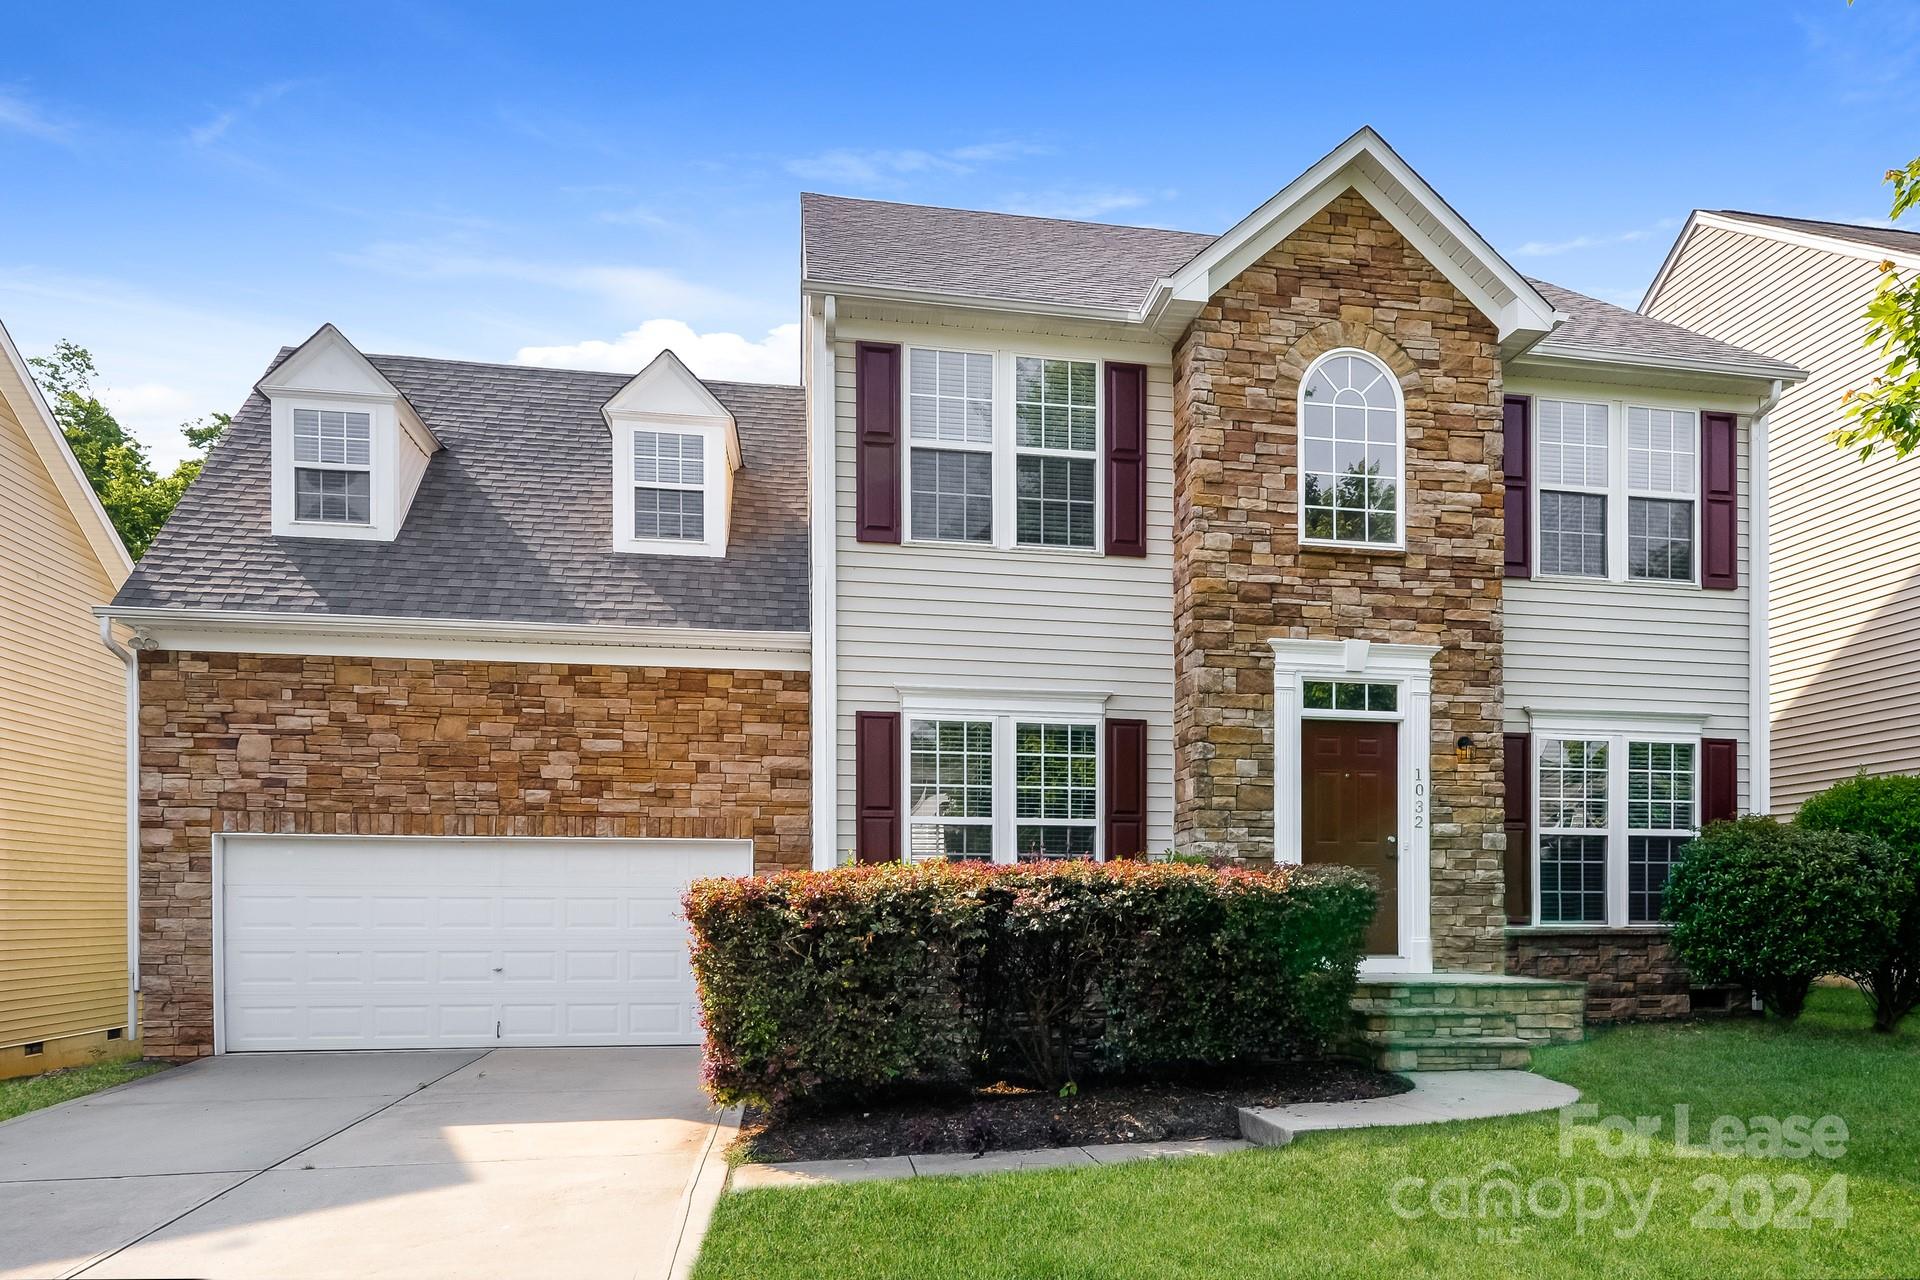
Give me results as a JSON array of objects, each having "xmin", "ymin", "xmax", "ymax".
[{"xmin": 602, "ymin": 348, "xmax": 741, "ymax": 470}]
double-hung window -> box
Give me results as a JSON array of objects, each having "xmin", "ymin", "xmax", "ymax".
[
  {"xmin": 907, "ymin": 348, "xmax": 995, "ymax": 544},
  {"xmin": 1625, "ymin": 408, "xmax": 1697, "ymax": 582},
  {"xmin": 1534, "ymin": 397, "xmax": 1703, "ymax": 585},
  {"xmin": 906, "ymin": 709, "xmax": 1103, "ymax": 862},
  {"xmin": 631, "ymin": 429, "xmax": 706, "ymax": 541},
  {"xmin": 1535, "ymin": 730, "xmax": 1698, "ymax": 926},
  {"xmin": 1535, "ymin": 399, "xmax": 1610, "ymax": 577},
  {"xmin": 1014, "ymin": 358, "xmax": 1098, "ymax": 549},
  {"xmin": 292, "ymin": 408, "xmax": 372, "ymax": 524}
]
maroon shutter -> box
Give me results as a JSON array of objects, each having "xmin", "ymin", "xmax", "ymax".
[
  {"xmin": 1104, "ymin": 718, "xmax": 1149, "ymax": 859},
  {"xmin": 1105, "ymin": 363, "xmax": 1148, "ymax": 557},
  {"xmin": 1503, "ymin": 395, "xmax": 1532, "ymax": 578},
  {"xmin": 1701, "ymin": 738, "xmax": 1739, "ymax": 824},
  {"xmin": 1503, "ymin": 732, "xmax": 1533, "ymax": 925},
  {"xmin": 854, "ymin": 342, "xmax": 902, "ymax": 544},
  {"xmin": 1701, "ymin": 411, "xmax": 1738, "ymax": 590},
  {"xmin": 854, "ymin": 711, "xmax": 902, "ymax": 863}
]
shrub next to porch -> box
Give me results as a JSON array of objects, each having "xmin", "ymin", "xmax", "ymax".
[{"xmin": 684, "ymin": 860, "xmax": 1375, "ymax": 1109}]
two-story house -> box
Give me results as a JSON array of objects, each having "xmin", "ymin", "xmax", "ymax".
[
  {"xmin": 1642, "ymin": 211, "xmax": 1920, "ymax": 813},
  {"xmin": 108, "ymin": 128, "xmax": 1802, "ymax": 1060}
]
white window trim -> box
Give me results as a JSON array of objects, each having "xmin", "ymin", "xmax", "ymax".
[
  {"xmin": 610, "ymin": 414, "xmax": 733, "ymax": 558},
  {"xmin": 1269, "ymin": 638, "xmax": 1436, "ymax": 974},
  {"xmin": 1297, "ymin": 347, "xmax": 1406, "ymax": 553},
  {"xmin": 898, "ymin": 688, "xmax": 1109, "ymax": 864},
  {"xmin": 900, "ymin": 345, "xmax": 1105, "ymax": 556},
  {"xmin": 269, "ymin": 393, "xmax": 401, "ymax": 542},
  {"xmin": 1532, "ymin": 393, "xmax": 1704, "ymax": 588},
  {"xmin": 1528, "ymin": 713, "xmax": 1704, "ymax": 929},
  {"xmin": 289, "ymin": 406, "xmax": 374, "ymax": 526}
]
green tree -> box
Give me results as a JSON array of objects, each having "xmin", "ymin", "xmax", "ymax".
[
  {"xmin": 1837, "ymin": 158, "xmax": 1920, "ymax": 458},
  {"xmin": 26, "ymin": 341, "xmax": 229, "ymax": 558}
]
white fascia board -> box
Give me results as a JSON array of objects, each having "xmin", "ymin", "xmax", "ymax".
[
  {"xmin": 95, "ymin": 606, "xmax": 809, "ymax": 671},
  {"xmin": 0, "ymin": 315, "xmax": 134, "ymax": 581},
  {"xmin": 1168, "ymin": 127, "xmax": 1558, "ymax": 344},
  {"xmin": 1507, "ymin": 346, "xmax": 1806, "ymax": 389},
  {"xmin": 806, "ymin": 293, "xmax": 839, "ymax": 868}
]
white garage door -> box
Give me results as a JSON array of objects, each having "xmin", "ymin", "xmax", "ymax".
[{"xmin": 219, "ymin": 836, "xmax": 751, "ymax": 1051}]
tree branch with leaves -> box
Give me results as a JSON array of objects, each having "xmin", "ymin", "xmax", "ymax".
[
  {"xmin": 27, "ymin": 340, "xmax": 229, "ymax": 557},
  {"xmin": 1837, "ymin": 159, "xmax": 1920, "ymax": 459}
]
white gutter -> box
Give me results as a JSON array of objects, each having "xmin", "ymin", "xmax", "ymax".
[
  {"xmin": 93, "ymin": 607, "xmax": 809, "ymax": 653},
  {"xmin": 98, "ymin": 617, "xmax": 140, "ymax": 1037},
  {"xmin": 806, "ymin": 294, "xmax": 839, "ymax": 869},
  {"xmin": 1749, "ymin": 378, "xmax": 1785, "ymax": 815}
]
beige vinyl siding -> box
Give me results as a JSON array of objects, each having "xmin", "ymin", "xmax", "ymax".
[
  {"xmin": 832, "ymin": 337, "xmax": 1176, "ymax": 858},
  {"xmin": 1647, "ymin": 223, "xmax": 1920, "ymax": 811},
  {"xmin": 1503, "ymin": 378, "xmax": 1754, "ymax": 810},
  {"xmin": 0, "ymin": 396, "xmax": 130, "ymax": 1048}
]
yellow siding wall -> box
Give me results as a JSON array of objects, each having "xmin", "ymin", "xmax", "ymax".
[{"xmin": 0, "ymin": 396, "xmax": 129, "ymax": 1050}]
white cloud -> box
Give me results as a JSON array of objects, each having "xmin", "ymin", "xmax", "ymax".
[
  {"xmin": 0, "ymin": 88, "xmax": 71, "ymax": 143},
  {"xmin": 1514, "ymin": 218, "xmax": 1679, "ymax": 258},
  {"xmin": 999, "ymin": 189, "xmax": 1165, "ymax": 220},
  {"xmin": 515, "ymin": 319, "xmax": 800, "ymax": 384},
  {"xmin": 786, "ymin": 140, "xmax": 1047, "ymax": 186}
]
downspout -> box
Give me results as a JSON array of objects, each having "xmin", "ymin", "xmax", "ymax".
[
  {"xmin": 1748, "ymin": 379, "xmax": 1784, "ymax": 816},
  {"xmin": 806, "ymin": 293, "xmax": 840, "ymax": 869},
  {"xmin": 98, "ymin": 616, "xmax": 140, "ymax": 1037}
]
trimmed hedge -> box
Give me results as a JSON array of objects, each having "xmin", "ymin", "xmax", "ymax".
[
  {"xmin": 1663, "ymin": 817, "xmax": 1902, "ymax": 1021},
  {"xmin": 684, "ymin": 860, "xmax": 1376, "ymax": 1110},
  {"xmin": 1795, "ymin": 774, "xmax": 1920, "ymax": 1032}
]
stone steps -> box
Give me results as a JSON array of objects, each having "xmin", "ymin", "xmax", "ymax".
[{"xmin": 1351, "ymin": 973, "xmax": 1587, "ymax": 1072}]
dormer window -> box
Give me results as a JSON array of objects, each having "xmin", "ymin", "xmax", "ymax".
[
  {"xmin": 260, "ymin": 324, "xmax": 441, "ymax": 543},
  {"xmin": 292, "ymin": 408, "xmax": 372, "ymax": 524},
  {"xmin": 632, "ymin": 429, "xmax": 706, "ymax": 540},
  {"xmin": 603, "ymin": 350, "xmax": 740, "ymax": 558}
]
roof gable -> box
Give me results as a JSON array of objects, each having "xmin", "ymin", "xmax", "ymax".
[
  {"xmin": 601, "ymin": 349, "xmax": 740, "ymax": 468},
  {"xmin": 1162, "ymin": 127, "xmax": 1559, "ymax": 349},
  {"xmin": 0, "ymin": 316, "xmax": 132, "ymax": 583},
  {"xmin": 1643, "ymin": 210, "xmax": 1920, "ymax": 315},
  {"xmin": 259, "ymin": 324, "xmax": 440, "ymax": 456}
]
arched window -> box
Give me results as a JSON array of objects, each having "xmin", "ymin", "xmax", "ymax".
[{"xmin": 1299, "ymin": 348, "xmax": 1403, "ymax": 547}]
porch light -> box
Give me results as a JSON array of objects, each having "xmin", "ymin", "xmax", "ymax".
[{"xmin": 1455, "ymin": 735, "xmax": 1474, "ymax": 763}]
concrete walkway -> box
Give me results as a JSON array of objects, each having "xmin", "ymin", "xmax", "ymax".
[
  {"xmin": 0, "ymin": 1047, "xmax": 727, "ymax": 1280},
  {"xmin": 1238, "ymin": 1069, "xmax": 1579, "ymax": 1145}
]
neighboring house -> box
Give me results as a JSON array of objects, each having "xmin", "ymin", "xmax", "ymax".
[
  {"xmin": 1642, "ymin": 211, "xmax": 1920, "ymax": 812},
  {"xmin": 0, "ymin": 316, "xmax": 137, "ymax": 1079},
  {"xmin": 111, "ymin": 128, "xmax": 1805, "ymax": 1061}
]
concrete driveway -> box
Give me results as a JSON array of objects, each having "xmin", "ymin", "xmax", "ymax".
[{"xmin": 0, "ymin": 1047, "xmax": 727, "ymax": 1280}]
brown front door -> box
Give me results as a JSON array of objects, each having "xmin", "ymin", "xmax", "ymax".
[{"xmin": 1301, "ymin": 720, "xmax": 1399, "ymax": 955}]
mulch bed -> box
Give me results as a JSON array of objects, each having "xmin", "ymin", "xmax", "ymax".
[{"xmin": 737, "ymin": 1061, "xmax": 1409, "ymax": 1162}]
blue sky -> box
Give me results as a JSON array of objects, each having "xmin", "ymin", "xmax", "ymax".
[{"xmin": 1, "ymin": 1, "xmax": 1915, "ymax": 466}]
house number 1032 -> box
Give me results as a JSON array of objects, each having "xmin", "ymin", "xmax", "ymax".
[{"xmin": 1412, "ymin": 767, "xmax": 1426, "ymax": 829}]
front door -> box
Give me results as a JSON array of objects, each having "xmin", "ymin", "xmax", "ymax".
[{"xmin": 1301, "ymin": 720, "xmax": 1399, "ymax": 955}]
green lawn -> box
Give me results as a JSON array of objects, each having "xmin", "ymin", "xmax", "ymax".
[
  {"xmin": 693, "ymin": 989, "xmax": 1919, "ymax": 1280},
  {"xmin": 0, "ymin": 1058, "xmax": 165, "ymax": 1122}
]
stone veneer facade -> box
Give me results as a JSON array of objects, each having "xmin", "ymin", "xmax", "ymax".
[
  {"xmin": 1171, "ymin": 189, "xmax": 1508, "ymax": 972},
  {"xmin": 1507, "ymin": 929, "xmax": 1697, "ymax": 1021},
  {"xmin": 137, "ymin": 651, "xmax": 809, "ymax": 1059}
]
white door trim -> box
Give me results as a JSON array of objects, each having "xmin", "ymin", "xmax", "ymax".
[{"xmin": 1269, "ymin": 638, "xmax": 1438, "ymax": 974}]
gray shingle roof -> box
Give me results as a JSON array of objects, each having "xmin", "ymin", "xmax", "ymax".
[
  {"xmin": 113, "ymin": 353, "xmax": 808, "ymax": 630},
  {"xmin": 802, "ymin": 192, "xmax": 1800, "ymax": 378},
  {"xmin": 801, "ymin": 193, "xmax": 1213, "ymax": 312},
  {"xmin": 1717, "ymin": 210, "xmax": 1920, "ymax": 259},
  {"xmin": 1525, "ymin": 278, "xmax": 1804, "ymax": 379}
]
